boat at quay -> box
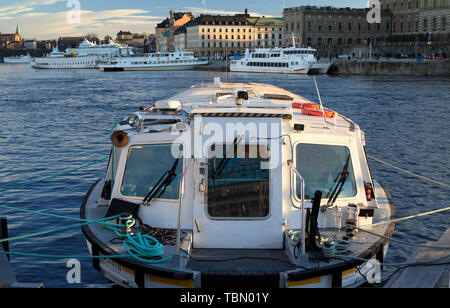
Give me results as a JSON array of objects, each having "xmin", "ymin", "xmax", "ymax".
[
  {"xmin": 99, "ymin": 51, "xmax": 208, "ymax": 71},
  {"xmin": 31, "ymin": 39, "xmax": 133, "ymax": 69},
  {"xmin": 3, "ymin": 54, "xmax": 31, "ymax": 64},
  {"xmin": 80, "ymin": 79, "xmax": 395, "ymax": 288},
  {"xmin": 230, "ymin": 47, "xmax": 316, "ymax": 74}
]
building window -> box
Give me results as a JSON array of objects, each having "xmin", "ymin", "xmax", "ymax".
[
  {"xmin": 348, "ymin": 22, "xmax": 352, "ymax": 31},
  {"xmin": 423, "ymin": 18, "xmax": 427, "ymax": 31},
  {"xmin": 338, "ymin": 23, "xmax": 342, "ymax": 32},
  {"xmin": 432, "ymin": 18, "xmax": 436, "ymax": 31},
  {"xmin": 443, "ymin": 17, "xmax": 446, "ymax": 30},
  {"xmin": 328, "ymin": 22, "xmax": 332, "ymax": 31}
]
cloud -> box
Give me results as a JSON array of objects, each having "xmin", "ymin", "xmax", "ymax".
[{"xmin": 0, "ymin": 8, "xmax": 161, "ymax": 39}]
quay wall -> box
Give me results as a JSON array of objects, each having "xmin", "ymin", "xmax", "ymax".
[{"xmin": 332, "ymin": 60, "xmax": 450, "ymax": 77}]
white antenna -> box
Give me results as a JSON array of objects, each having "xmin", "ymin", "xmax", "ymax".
[{"xmin": 313, "ymin": 77, "xmax": 328, "ymax": 129}]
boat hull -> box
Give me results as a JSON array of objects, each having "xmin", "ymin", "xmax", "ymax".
[
  {"xmin": 81, "ymin": 179, "xmax": 395, "ymax": 288},
  {"xmin": 100, "ymin": 63, "xmax": 209, "ymax": 72},
  {"xmin": 31, "ymin": 55, "xmax": 99, "ymax": 69}
]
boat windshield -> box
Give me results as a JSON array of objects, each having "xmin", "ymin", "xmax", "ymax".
[
  {"xmin": 207, "ymin": 144, "xmax": 270, "ymax": 218},
  {"xmin": 120, "ymin": 144, "xmax": 182, "ymax": 199},
  {"xmin": 295, "ymin": 144, "xmax": 357, "ymax": 200}
]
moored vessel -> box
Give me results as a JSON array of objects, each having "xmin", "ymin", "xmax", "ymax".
[
  {"xmin": 3, "ymin": 54, "xmax": 31, "ymax": 64},
  {"xmin": 81, "ymin": 80, "xmax": 395, "ymax": 288},
  {"xmin": 230, "ymin": 47, "xmax": 316, "ymax": 74},
  {"xmin": 99, "ymin": 51, "xmax": 208, "ymax": 71},
  {"xmin": 30, "ymin": 39, "xmax": 133, "ymax": 70}
]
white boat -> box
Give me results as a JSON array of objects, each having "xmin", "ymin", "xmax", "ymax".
[
  {"xmin": 81, "ymin": 80, "xmax": 395, "ymax": 288},
  {"xmin": 99, "ymin": 51, "xmax": 208, "ymax": 72},
  {"xmin": 31, "ymin": 39, "xmax": 133, "ymax": 70},
  {"xmin": 3, "ymin": 54, "xmax": 31, "ymax": 64},
  {"xmin": 230, "ymin": 47, "xmax": 316, "ymax": 74}
]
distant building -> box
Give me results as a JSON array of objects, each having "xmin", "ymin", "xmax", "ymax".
[
  {"xmin": 283, "ymin": 6, "xmax": 393, "ymax": 57},
  {"xmin": 155, "ymin": 11, "xmax": 195, "ymax": 52},
  {"xmin": 116, "ymin": 31, "xmax": 133, "ymax": 41},
  {"xmin": 24, "ymin": 40, "xmax": 38, "ymax": 50},
  {"xmin": 0, "ymin": 24, "xmax": 22, "ymax": 48},
  {"xmin": 247, "ymin": 17, "xmax": 284, "ymax": 48},
  {"xmin": 184, "ymin": 11, "xmax": 255, "ymax": 57},
  {"xmin": 379, "ymin": 0, "xmax": 449, "ymax": 57}
]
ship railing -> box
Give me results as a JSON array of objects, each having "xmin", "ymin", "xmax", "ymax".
[{"xmin": 288, "ymin": 160, "xmax": 307, "ymax": 260}]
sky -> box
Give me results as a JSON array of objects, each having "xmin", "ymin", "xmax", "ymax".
[{"xmin": 0, "ymin": 0, "xmax": 369, "ymax": 39}]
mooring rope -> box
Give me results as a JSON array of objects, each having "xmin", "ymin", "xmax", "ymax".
[
  {"xmin": 368, "ymin": 155, "xmax": 450, "ymax": 189},
  {"xmin": 0, "ymin": 157, "xmax": 108, "ymax": 193},
  {"xmin": 366, "ymin": 206, "xmax": 450, "ymax": 228}
]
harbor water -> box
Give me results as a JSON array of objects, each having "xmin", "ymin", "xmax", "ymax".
[{"xmin": 0, "ymin": 64, "xmax": 448, "ymax": 287}]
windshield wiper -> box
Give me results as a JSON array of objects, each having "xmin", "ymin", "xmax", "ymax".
[
  {"xmin": 211, "ymin": 137, "xmax": 239, "ymax": 180},
  {"xmin": 325, "ymin": 154, "xmax": 350, "ymax": 208},
  {"xmin": 142, "ymin": 155, "xmax": 181, "ymax": 206}
]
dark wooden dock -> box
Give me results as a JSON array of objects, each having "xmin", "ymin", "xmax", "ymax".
[
  {"xmin": 385, "ymin": 228, "xmax": 450, "ymax": 288},
  {"xmin": 0, "ymin": 217, "xmax": 43, "ymax": 288}
]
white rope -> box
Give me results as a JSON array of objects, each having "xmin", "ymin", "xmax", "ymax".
[
  {"xmin": 356, "ymin": 227, "xmax": 450, "ymax": 250},
  {"xmin": 368, "ymin": 155, "xmax": 450, "ymax": 188},
  {"xmin": 366, "ymin": 206, "xmax": 450, "ymax": 228}
]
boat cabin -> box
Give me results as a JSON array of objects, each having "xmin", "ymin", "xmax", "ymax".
[{"xmin": 99, "ymin": 82, "xmax": 377, "ymax": 250}]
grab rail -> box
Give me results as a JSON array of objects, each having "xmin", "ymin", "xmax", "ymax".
[
  {"xmin": 287, "ymin": 160, "xmax": 306, "ymax": 257},
  {"xmin": 175, "ymin": 159, "xmax": 194, "ymax": 256}
]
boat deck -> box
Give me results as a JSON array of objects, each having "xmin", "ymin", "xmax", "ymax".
[{"xmin": 81, "ymin": 178, "xmax": 395, "ymax": 287}]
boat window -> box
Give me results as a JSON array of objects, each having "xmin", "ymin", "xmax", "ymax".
[
  {"xmin": 295, "ymin": 144, "xmax": 357, "ymax": 200},
  {"xmin": 120, "ymin": 144, "xmax": 182, "ymax": 199},
  {"xmin": 207, "ymin": 144, "xmax": 270, "ymax": 218}
]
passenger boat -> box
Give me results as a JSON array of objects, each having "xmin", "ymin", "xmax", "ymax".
[
  {"xmin": 31, "ymin": 40, "xmax": 132, "ymax": 70},
  {"xmin": 81, "ymin": 80, "xmax": 395, "ymax": 288},
  {"xmin": 99, "ymin": 51, "xmax": 208, "ymax": 72},
  {"xmin": 230, "ymin": 47, "xmax": 316, "ymax": 74},
  {"xmin": 3, "ymin": 54, "xmax": 31, "ymax": 64}
]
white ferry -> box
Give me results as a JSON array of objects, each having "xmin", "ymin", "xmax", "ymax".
[
  {"xmin": 81, "ymin": 80, "xmax": 395, "ymax": 288},
  {"xmin": 31, "ymin": 39, "xmax": 133, "ymax": 70},
  {"xmin": 3, "ymin": 54, "xmax": 31, "ymax": 64},
  {"xmin": 99, "ymin": 51, "xmax": 208, "ymax": 72},
  {"xmin": 230, "ymin": 47, "xmax": 317, "ymax": 74}
]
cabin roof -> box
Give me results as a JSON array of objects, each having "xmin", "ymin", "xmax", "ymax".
[{"xmin": 160, "ymin": 82, "xmax": 358, "ymax": 132}]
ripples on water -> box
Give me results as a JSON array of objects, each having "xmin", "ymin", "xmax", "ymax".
[{"xmin": 0, "ymin": 65, "xmax": 448, "ymax": 287}]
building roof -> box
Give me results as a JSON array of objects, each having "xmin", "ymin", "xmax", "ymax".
[
  {"xmin": 185, "ymin": 14, "xmax": 252, "ymax": 27},
  {"xmin": 246, "ymin": 17, "xmax": 284, "ymax": 26},
  {"xmin": 284, "ymin": 5, "xmax": 370, "ymax": 13},
  {"xmin": 156, "ymin": 12, "xmax": 194, "ymax": 29},
  {"xmin": 117, "ymin": 31, "xmax": 132, "ymax": 35},
  {"xmin": 15, "ymin": 24, "xmax": 20, "ymax": 36}
]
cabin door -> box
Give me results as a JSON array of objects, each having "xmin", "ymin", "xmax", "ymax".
[{"xmin": 192, "ymin": 117, "xmax": 284, "ymax": 249}]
